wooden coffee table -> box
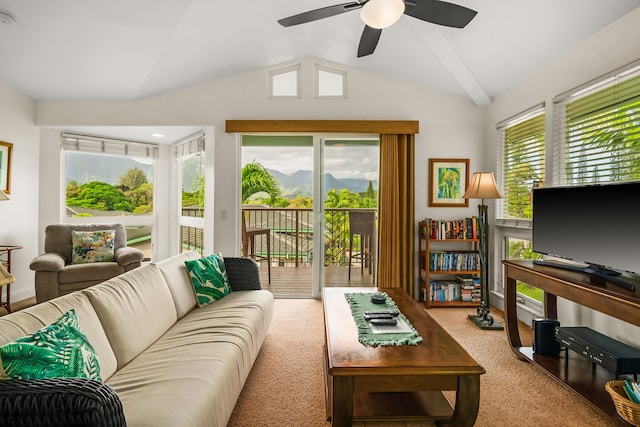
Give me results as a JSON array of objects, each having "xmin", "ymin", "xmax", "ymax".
[{"xmin": 323, "ymin": 287, "xmax": 485, "ymax": 427}]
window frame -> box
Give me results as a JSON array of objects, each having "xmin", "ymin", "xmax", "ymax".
[
  {"xmin": 552, "ymin": 63, "xmax": 640, "ymax": 187},
  {"xmin": 61, "ymin": 132, "xmax": 158, "ymax": 260},
  {"xmin": 496, "ymin": 104, "xmax": 546, "ymax": 228},
  {"xmin": 268, "ymin": 63, "xmax": 301, "ymax": 99},
  {"xmin": 175, "ymin": 133, "xmax": 206, "ymax": 255},
  {"xmin": 315, "ymin": 63, "xmax": 347, "ymax": 99}
]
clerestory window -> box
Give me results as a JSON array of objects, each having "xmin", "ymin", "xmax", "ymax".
[
  {"xmin": 315, "ymin": 64, "xmax": 347, "ymax": 98},
  {"xmin": 268, "ymin": 64, "xmax": 301, "ymax": 98}
]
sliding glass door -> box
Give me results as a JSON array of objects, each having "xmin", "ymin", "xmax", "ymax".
[{"xmin": 240, "ymin": 135, "xmax": 379, "ymax": 297}]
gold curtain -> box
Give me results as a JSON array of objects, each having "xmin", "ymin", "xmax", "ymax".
[{"xmin": 376, "ymin": 134, "xmax": 415, "ymax": 295}]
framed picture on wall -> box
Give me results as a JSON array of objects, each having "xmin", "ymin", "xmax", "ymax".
[
  {"xmin": 0, "ymin": 141, "xmax": 12, "ymax": 194},
  {"xmin": 428, "ymin": 158, "xmax": 469, "ymax": 207}
]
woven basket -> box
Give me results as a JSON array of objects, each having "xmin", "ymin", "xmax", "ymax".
[{"xmin": 605, "ymin": 381, "xmax": 640, "ymax": 426}]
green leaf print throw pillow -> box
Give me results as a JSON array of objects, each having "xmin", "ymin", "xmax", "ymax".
[
  {"xmin": 0, "ymin": 309, "xmax": 102, "ymax": 381},
  {"xmin": 184, "ymin": 254, "xmax": 232, "ymax": 307}
]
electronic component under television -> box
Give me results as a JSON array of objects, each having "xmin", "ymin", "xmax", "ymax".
[{"xmin": 531, "ymin": 181, "xmax": 640, "ymax": 291}]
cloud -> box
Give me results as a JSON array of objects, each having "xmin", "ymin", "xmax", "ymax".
[{"xmin": 242, "ymin": 145, "xmax": 379, "ymax": 180}]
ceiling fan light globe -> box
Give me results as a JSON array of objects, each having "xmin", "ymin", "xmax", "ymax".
[{"xmin": 360, "ymin": 0, "xmax": 405, "ymax": 29}]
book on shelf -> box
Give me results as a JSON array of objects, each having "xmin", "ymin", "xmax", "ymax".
[
  {"xmin": 428, "ymin": 280, "xmax": 461, "ymax": 302},
  {"xmin": 456, "ymin": 274, "xmax": 481, "ymax": 302},
  {"xmin": 429, "ymin": 251, "xmax": 480, "ymax": 272},
  {"xmin": 422, "ymin": 217, "xmax": 480, "ymax": 240}
]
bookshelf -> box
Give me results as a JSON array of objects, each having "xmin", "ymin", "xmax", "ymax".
[{"xmin": 419, "ymin": 219, "xmax": 481, "ymax": 308}]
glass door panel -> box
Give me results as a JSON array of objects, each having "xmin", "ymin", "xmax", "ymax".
[
  {"xmin": 321, "ymin": 139, "xmax": 379, "ymax": 289},
  {"xmin": 241, "ymin": 135, "xmax": 314, "ymax": 297}
]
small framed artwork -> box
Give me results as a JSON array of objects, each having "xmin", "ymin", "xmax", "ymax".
[
  {"xmin": 0, "ymin": 141, "xmax": 12, "ymax": 194},
  {"xmin": 428, "ymin": 158, "xmax": 469, "ymax": 207}
]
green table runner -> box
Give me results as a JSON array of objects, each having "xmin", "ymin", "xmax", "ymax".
[{"xmin": 344, "ymin": 292, "xmax": 423, "ymax": 347}]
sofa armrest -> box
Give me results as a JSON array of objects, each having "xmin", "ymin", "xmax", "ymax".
[
  {"xmin": 115, "ymin": 246, "xmax": 145, "ymax": 267},
  {"xmin": 224, "ymin": 257, "xmax": 263, "ymax": 291},
  {"xmin": 29, "ymin": 253, "xmax": 66, "ymax": 272},
  {"xmin": 0, "ymin": 378, "xmax": 126, "ymax": 427}
]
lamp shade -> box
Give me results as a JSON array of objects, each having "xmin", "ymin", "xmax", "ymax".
[
  {"xmin": 360, "ymin": 0, "xmax": 405, "ymax": 29},
  {"xmin": 463, "ymin": 172, "xmax": 503, "ymax": 200}
]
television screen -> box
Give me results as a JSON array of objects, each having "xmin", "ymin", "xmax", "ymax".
[{"xmin": 532, "ymin": 181, "xmax": 640, "ymax": 289}]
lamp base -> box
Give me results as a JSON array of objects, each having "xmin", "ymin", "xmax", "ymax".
[{"xmin": 468, "ymin": 313, "xmax": 504, "ymax": 330}]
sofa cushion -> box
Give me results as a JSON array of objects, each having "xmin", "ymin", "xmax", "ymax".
[
  {"xmin": 71, "ymin": 229, "xmax": 116, "ymax": 264},
  {"xmin": 184, "ymin": 254, "xmax": 232, "ymax": 307},
  {"xmin": 105, "ymin": 290, "xmax": 274, "ymax": 427},
  {"xmin": 82, "ymin": 263, "xmax": 177, "ymax": 369},
  {"xmin": 0, "ymin": 309, "xmax": 101, "ymax": 381},
  {"xmin": 0, "ymin": 292, "xmax": 118, "ymax": 381},
  {"xmin": 155, "ymin": 251, "xmax": 199, "ymax": 319},
  {"xmin": 58, "ymin": 262, "xmax": 124, "ymax": 284}
]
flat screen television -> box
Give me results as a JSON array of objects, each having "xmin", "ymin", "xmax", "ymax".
[{"xmin": 532, "ymin": 181, "xmax": 640, "ymax": 291}]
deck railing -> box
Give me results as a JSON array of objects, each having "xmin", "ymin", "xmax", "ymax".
[{"xmin": 179, "ymin": 207, "xmax": 377, "ymax": 266}]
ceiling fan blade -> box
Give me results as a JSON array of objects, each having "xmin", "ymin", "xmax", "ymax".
[
  {"xmin": 278, "ymin": 2, "xmax": 365, "ymax": 27},
  {"xmin": 357, "ymin": 25, "xmax": 382, "ymax": 58},
  {"xmin": 404, "ymin": 0, "xmax": 477, "ymax": 28}
]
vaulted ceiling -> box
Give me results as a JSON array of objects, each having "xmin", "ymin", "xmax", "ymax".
[{"xmin": 0, "ymin": 0, "xmax": 638, "ymax": 106}]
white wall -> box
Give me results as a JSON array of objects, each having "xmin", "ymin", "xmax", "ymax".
[
  {"xmin": 0, "ymin": 81, "xmax": 39, "ymax": 302},
  {"xmin": 486, "ymin": 8, "xmax": 640, "ymax": 342},
  {"xmin": 35, "ymin": 56, "xmax": 486, "ymax": 269}
]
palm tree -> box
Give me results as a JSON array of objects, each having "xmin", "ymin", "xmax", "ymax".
[{"xmin": 241, "ymin": 162, "xmax": 281, "ymax": 204}]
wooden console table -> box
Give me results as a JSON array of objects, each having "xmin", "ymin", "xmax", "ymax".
[
  {"xmin": 0, "ymin": 245, "xmax": 21, "ymax": 313},
  {"xmin": 502, "ymin": 260, "xmax": 640, "ymax": 426}
]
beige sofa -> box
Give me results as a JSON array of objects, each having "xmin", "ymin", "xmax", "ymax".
[{"xmin": 0, "ymin": 251, "xmax": 274, "ymax": 427}]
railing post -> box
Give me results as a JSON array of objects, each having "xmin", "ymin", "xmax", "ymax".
[{"xmin": 295, "ymin": 210, "xmax": 299, "ymax": 267}]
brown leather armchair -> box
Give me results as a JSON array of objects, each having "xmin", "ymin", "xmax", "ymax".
[{"xmin": 30, "ymin": 223, "xmax": 144, "ymax": 303}]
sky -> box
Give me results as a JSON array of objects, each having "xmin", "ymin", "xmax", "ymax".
[{"xmin": 241, "ymin": 144, "xmax": 379, "ymax": 181}]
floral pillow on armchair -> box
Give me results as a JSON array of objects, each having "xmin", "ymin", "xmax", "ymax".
[{"xmin": 71, "ymin": 229, "xmax": 116, "ymax": 264}]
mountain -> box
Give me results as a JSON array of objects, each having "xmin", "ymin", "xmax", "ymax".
[
  {"xmin": 268, "ymin": 169, "xmax": 377, "ymax": 198},
  {"xmin": 66, "ymin": 153, "xmax": 153, "ymax": 185}
]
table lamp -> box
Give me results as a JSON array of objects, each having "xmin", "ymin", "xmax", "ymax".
[{"xmin": 463, "ymin": 172, "xmax": 504, "ymax": 330}]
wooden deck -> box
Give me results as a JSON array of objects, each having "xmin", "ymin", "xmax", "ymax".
[{"xmin": 256, "ymin": 264, "xmax": 375, "ymax": 297}]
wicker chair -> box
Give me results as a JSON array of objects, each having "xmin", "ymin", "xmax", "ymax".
[
  {"xmin": 0, "ymin": 378, "xmax": 126, "ymax": 427},
  {"xmin": 348, "ymin": 211, "xmax": 377, "ymax": 280}
]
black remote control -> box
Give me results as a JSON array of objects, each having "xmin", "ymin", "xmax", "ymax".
[
  {"xmin": 369, "ymin": 318, "xmax": 397, "ymax": 326},
  {"xmin": 364, "ymin": 313, "xmax": 394, "ymax": 320},
  {"xmin": 364, "ymin": 309, "xmax": 399, "ymax": 317}
]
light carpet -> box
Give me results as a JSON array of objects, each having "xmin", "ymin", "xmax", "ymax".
[{"xmin": 227, "ymin": 298, "xmax": 615, "ymax": 426}]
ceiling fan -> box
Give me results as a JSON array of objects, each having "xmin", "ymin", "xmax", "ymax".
[{"xmin": 278, "ymin": 0, "xmax": 477, "ymax": 58}]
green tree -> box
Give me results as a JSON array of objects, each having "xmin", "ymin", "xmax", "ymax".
[
  {"xmin": 365, "ymin": 181, "xmax": 375, "ymax": 199},
  {"xmin": 569, "ymin": 100, "xmax": 640, "ymax": 183},
  {"xmin": 119, "ymin": 167, "xmax": 147, "ymax": 190},
  {"xmin": 66, "ymin": 181, "xmax": 133, "ymax": 212},
  {"xmin": 66, "ymin": 180, "xmax": 81, "ymax": 200},
  {"xmin": 288, "ymin": 196, "xmax": 313, "ymax": 208},
  {"xmin": 324, "ymin": 189, "xmax": 360, "ymax": 208},
  {"xmin": 241, "ymin": 162, "xmax": 281, "ymax": 204},
  {"xmin": 360, "ymin": 181, "xmax": 378, "ymax": 208}
]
